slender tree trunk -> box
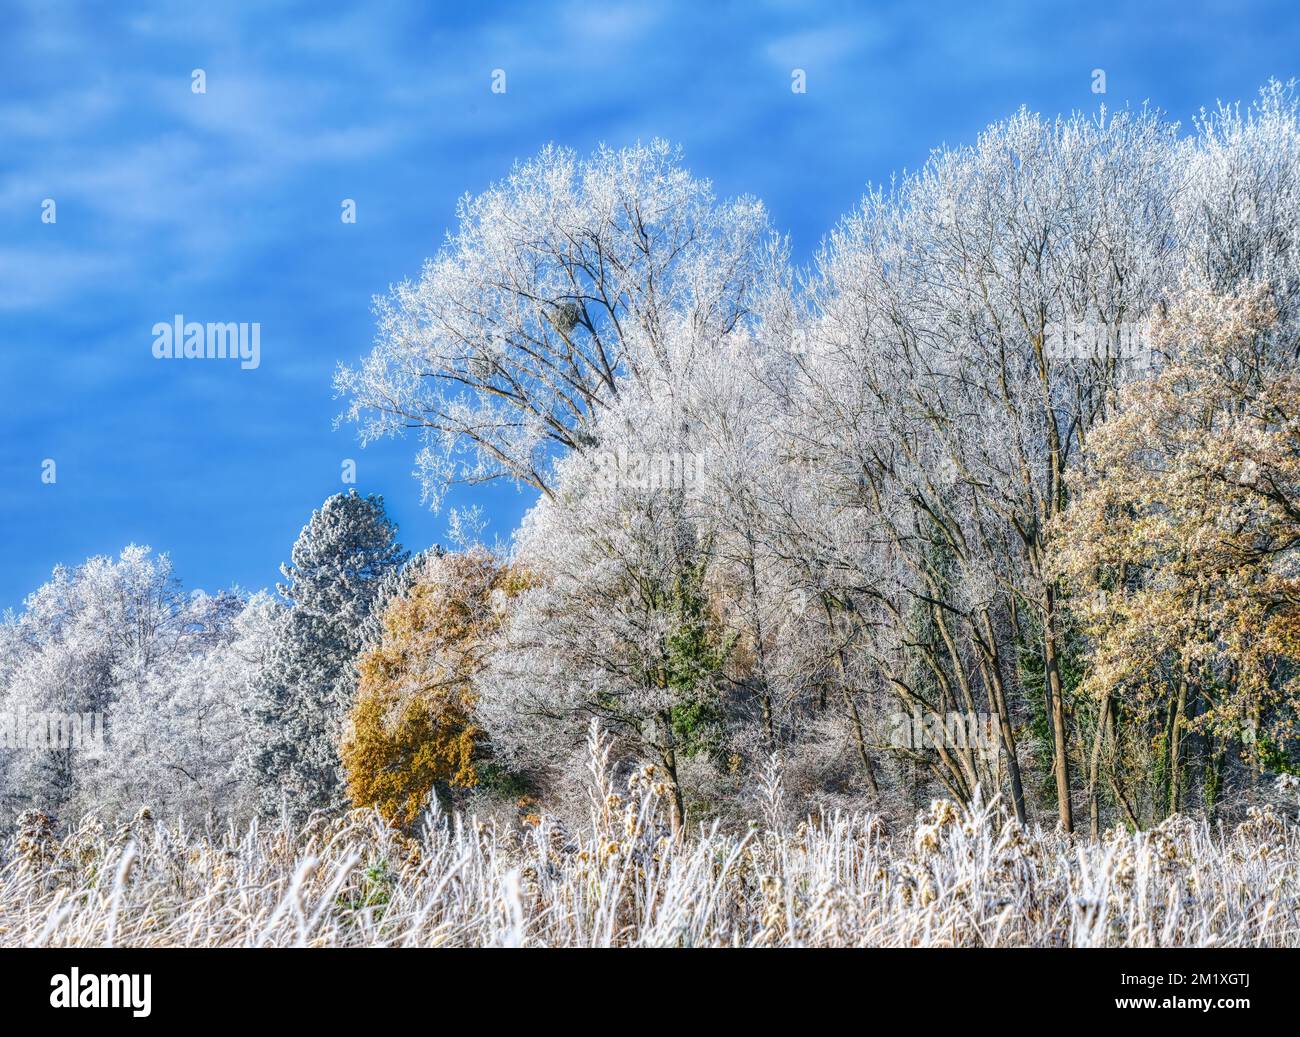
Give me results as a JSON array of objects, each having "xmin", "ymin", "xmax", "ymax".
[
  {"xmin": 1108, "ymin": 769, "xmax": 1141, "ymax": 831},
  {"xmin": 1086, "ymin": 694, "xmax": 1114, "ymax": 840},
  {"xmin": 978, "ymin": 608, "xmax": 1027, "ymax": 824},
  {"xmin": 744, "ymin": 543, "xmax": 777, "ymax": 751},
  {"xmin": 1168, "ymin": 592, "xmax": 1206, "ymax": 818},
  {"xmin": 824, "ymin": 602, "xmax": 879, "ymax": 798},
  {"xmin": 1032, "ymin": 326, "xmax": 1073, "ymax": 833},
  {"xmin": 886, "ymin": 674, "xmax": 972, "ymax": 803},
  {"xmin": 656, "ymin": 711, "xmax": 685, "ymax": 836},
  {"xmin": 842, "ymin": 685, "xmax": 880, "ymax": 798},
  {"xmin": 931, "ymin": 604, "xmax": 990, "ymax": 793},
  {"xmin": 1167, "ymin": 675, "xmax": 1189, "ymax": 818},
  {"xmin": 1043, "ymin": 585, "xmax": 1074, "ymax": 832}
]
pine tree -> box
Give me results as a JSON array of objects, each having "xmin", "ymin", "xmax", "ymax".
[{"xmin": 244, "ymin": 491, "xmax": 406, "ymax": 820}]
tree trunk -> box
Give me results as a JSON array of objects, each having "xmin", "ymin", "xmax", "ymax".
[
  {"xmin": 978, "ymin": 608, "xmax": 1027, "ymax": 824},
  {"xmin": 657, "ymin": 711, "xmax": 686, "ymax": 837},
  {"xmin": 1086, "ymin": 694, "xmax": 1114, "ymax": 840},
  {"xmin": 825, "ymin": 600, "xmax": 879, "ymax": 798},
  {"xmin": 1043, "ymin": 585, "xmax": 1074, "ymax": 832},
  {"xmin": 1167, "ymin": 675, "xmax": 1189, "ymax": 817},
  {"xmin": 841, "ymin": 682, "xmax": 880, "ymax": 799}
]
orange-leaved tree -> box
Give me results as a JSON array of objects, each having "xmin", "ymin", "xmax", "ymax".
[{"xmin": 340, "ymin": 549, "xmax": 532, "ymax": 827}]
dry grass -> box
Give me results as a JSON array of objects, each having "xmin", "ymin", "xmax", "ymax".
[{"xmin": 3, "ymin": 726, "xmax": 1299, "ymax": 947}]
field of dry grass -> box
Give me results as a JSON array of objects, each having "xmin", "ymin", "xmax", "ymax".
[{"xmin": 3, "ymin": 727, "xmax": 1298, "ymax": 948}]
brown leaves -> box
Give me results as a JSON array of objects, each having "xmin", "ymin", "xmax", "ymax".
[{"xmin": 1052, "ymin": 286, "xmax": 1300, "ymax": 750}]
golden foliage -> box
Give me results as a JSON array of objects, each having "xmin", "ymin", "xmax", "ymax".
[
  {"xmin": 1053, "ymin": 285, "xmax": 1300, "ymax": 753},
  {"xmin": 340, "ymin": 550, "xmax": 531, "ymax": 827}
]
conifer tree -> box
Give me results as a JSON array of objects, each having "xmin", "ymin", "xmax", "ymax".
[{"xmin": 244, "ymin": 491, "xmax": 406, "ymax": 819}]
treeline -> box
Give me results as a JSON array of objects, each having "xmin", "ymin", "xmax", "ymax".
[{"xmin": 5, "ymin": 83, "xmax": 1300, "ymax": 837}]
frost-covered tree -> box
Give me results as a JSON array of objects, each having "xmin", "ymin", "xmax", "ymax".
[
  {"xmin": 95, "ymin": 590, "xmax": 280, "ymax": 823},
  {"xmin": 802, "ymin": 103, "xmax": 1181, "ymax": 829},
  {"xmin": 355, "ymin": 546, "xmax": 444, "ymax": 656},
  {"xmin": 242, "ymin": 491, "xmax": 406, "ymax": 821},
  {"xmin": 1175, "ymin": 80, "xmax": 1300, "ymax": 339},
  {"xmin": 477, "ymin": 318, "xmax": 739, "ymax": 832},
  {"xmin": 335, "ymin": 140, "xmax": 780, "ymax": 507},
  {"xmin": 0, "ymin": 547, "xmax": 273, "ymax": 829},
  {"xmin": 0, "ymin": 547, "xmax": 186, "ymax": 822}
]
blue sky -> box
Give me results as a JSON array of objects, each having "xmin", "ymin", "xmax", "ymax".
[{"xmin": 2, "ymin": 0, "xmax": 1297, "ymax": 609}]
